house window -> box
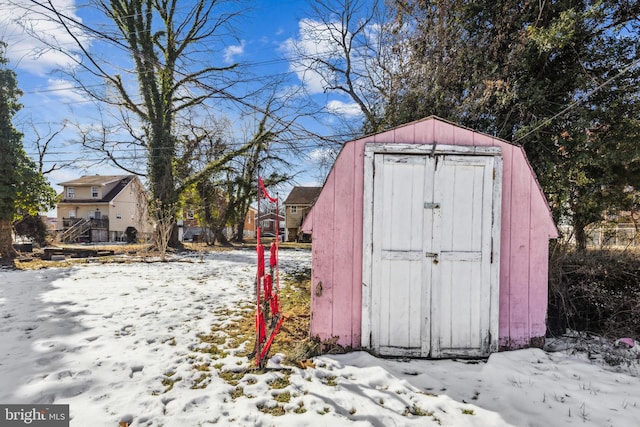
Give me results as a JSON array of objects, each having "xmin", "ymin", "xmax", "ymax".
[
  {"xmin": 67, "ymin": 187, "xmax": 75, "ymax": 198},
  {"xmin": 91, "ymin": 186, "xmax": 99, "ymax": 198},
  {"xmin": 186, "ymin": 210, "xmax": 195, "ymax": 220},
  {"xmin": 290, "ymin": 206, "xmax": 298, "ymax": 214}
]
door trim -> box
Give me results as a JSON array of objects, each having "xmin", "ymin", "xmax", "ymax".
[{"xmin": 361, "ymin": 143, "xmax": 502, "ymax": 356}]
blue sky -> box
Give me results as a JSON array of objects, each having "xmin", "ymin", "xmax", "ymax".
[{"xmin": 0, "ymin": 0, "xmax": 364, "ymax": 208}]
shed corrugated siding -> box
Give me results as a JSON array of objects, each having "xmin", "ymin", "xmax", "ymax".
[
  {"xmin": 311, "ymin": 170, "xmax": 334, "ymax": 339},
  {"xmin": 529, "ymin": 179, "xmax": 553, "ymax": 343},
  {"xmin": 499, "ymin": 144, "xmax": 514, "ymax": 344},
  {"xmin": 506, "ymin": 149, "xmax": 533, "ymax": 346},
  {"xmin": 310, "ymin": 138, "xmax": 371, "ymax": 345},
  {"xmin": 331, "ymin": 142, "xmax": 356, "ymax": 343},
  {"xmin": 309, "ymin": 118, "xmax": 557, "ymax": 350}
]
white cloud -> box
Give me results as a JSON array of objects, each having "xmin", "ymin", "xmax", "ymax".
[
  {"xmin": 309, "ymin": 146, "xmax": 338, "ymax": 163},
  {"xmin": 281, "ymin": 18, "xmax": 344, "ymax": 95},
  {"xmin": 0, "ymin": 0, "xmax": 90, "ymax": 76},
  {"xmin": 223, "ymin": 40, "xmax": 245, "ymax": 63},
  {"xmin": 46, "ymin": 78, "xmax": 88, "ymax": 103},
  {"xmin": 326, "ymin": 99, "xmax": 362, "ymax": 118},
  {"xmin": 48, "ymin": 167, "xmax": 76, "ymax": 189}
]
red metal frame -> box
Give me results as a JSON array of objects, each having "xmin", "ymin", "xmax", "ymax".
[{"xmin": 255, "ymin": 177, "xmax": 283, "ymax": 367}]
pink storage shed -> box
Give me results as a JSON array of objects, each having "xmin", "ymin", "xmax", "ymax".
[{"xmin": 301, "ymin": 117, "xmax": 558, "ymax": 358}]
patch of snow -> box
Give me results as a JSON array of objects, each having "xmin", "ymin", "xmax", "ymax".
[{"xmin": 0, "ymin": 249, "xmax": 639, "ymax": 426}]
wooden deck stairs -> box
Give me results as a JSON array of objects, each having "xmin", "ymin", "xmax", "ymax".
[{"xmin": 61, "ymin": 218, "xmax": 91, "ymax": 242}]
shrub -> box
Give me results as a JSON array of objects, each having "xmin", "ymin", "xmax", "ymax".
[
  {"xmin": 13, "ymin": 215, "xmax": 48, "ymax": 245},
  {"xmin": 548, "ymin": 246, "xmax": 640, "ymax": 340}
]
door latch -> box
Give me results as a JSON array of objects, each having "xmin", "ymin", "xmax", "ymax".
[{"xmin": 425, "ymin": 252, "xmax": 439, "ymax": 264}]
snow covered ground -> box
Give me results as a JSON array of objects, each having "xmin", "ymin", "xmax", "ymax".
[{"xmin": 1, "ymin": 248, "xmax": 639, "ymax": 427}]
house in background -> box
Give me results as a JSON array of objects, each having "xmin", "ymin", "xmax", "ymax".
[
  {"xmin": 179, "ymin": 205, "xmax": 259, "ymax": 242},
  {"xmin": 256, "ymin": 204, "xmax": 284, "ymax": 237},
  {"xmin": 566, "ymin": 209, "xmax": 640, "ymax": 249},
  {"xmin": 178, "ymin": 205, "xmax": 210, "ymax": 242},
  {"xmin": 283, "ymin": 186, "xmax": 321, "ymax": 242},
  {"xmin": 56, "ymin": 175, "xmax": 153, "ymax": 242},
  {"xmin": 242, "ymin": 205, "xmax": 258, "ymax": 239}
]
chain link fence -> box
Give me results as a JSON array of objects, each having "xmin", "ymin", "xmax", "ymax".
[{"xmin": 559, "ymin": 223, "xmax": 640, "ymax": 250}]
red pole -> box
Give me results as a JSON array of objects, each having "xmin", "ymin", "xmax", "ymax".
[{"xmin": 255, "ymin": 176, "xmax": 262, "ymax": 367}]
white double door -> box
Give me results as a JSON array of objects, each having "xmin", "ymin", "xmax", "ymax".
[{"xmin": 368, "ymin": 150, "xmax": 500, "ymax": 358}]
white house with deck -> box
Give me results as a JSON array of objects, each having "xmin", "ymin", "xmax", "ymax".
[{"xmin": 56, "ymin": 175, "xmax": 153, "ymax": 242}]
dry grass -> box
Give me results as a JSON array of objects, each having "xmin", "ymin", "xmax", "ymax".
[
  {"xmin": 216, "ymin": 269, "xmax": 314, "ymax": 366},
  {"xmin": 58, "ymin": 243, "xmax": 152, "ymax": 254},
  {"xmin": 267, "ymin": 372, "xmax": 291, "ymax": 389},
  {"xmin": 270, "ymin": 280, "xmax": 312, "ymax": 361},
  {"xmin": 218, "ymin": 370, "xmax": 247, "ymax": 386},
  {"xmin": 8, "ymin": 241, "xmax": 312, "ymax": 270},
  {"xmin": 257, "ymin": 402, "xmax": 286, "ymax": 416},
  {"xmin": 227, "ymin": 316, "xmax": 256, "ymax": 358},
  {"xmin": 11, "ymin": 243, "xmax": 155, "ymax": 270},
  {"xmin": 184, "ymin": 241, "xmax": 311, "ymax": 251},
  {"xmin": 10, "ymin": 243, "xmax": 316, "ymax": 367}
]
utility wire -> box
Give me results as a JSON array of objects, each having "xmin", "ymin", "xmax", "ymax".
[
  {"xmin": 24, "ymin": 137, "xmax": 351, "ymax": 158},
  {"xmin": 515, "ymin": 54, "xmax": 640, "ymax": 146},
  {"xmin": 21, "ymin": 0, "xmax": 640, "ymax": 153},
  {"xmin": 16, "ymin": 0, "xmax": 375, "ymax": 103}
]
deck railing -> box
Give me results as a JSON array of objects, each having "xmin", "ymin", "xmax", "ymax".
[
  {"xmin": 61, "ymin": 217, "xmax": 110, "ymax": 242},
  {"xmin": 62, "ymin": 217, "xmax": 109, "ymax": 229}
]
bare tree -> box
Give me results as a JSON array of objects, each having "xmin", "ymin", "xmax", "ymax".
[
  {"xmin": 184, "ymin": 82, "xmax": 310, "ymax": 245},
  {"xmin": 287, "ymin": 0, "xmax": 392, "ymax": 132},
  {"xmin": 71, "ymin": 106, "xmax": 149, "ymax": 176},
  {"xmin": 20, "ymin": 119, "xmax": 71, "ymax": 174},
  {"xmin": 151, "ymin": 199, "xmax": 173, "ymax": 261},
  {"xmin": 18, "ymin": 0, "xmax": 261, "ymax": 248}
]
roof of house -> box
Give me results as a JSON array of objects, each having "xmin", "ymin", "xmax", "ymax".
[
  {"xmin": 256, "ymin": 211, "xmax": 285, "ymax": 221},
  {"xmin": 283, "ymin": 186, "xmax": 322, "ymax": 205},
  {"xmin": 58, "ymin": 175, "xmax": 136, "ymax": 204},
  {"xmin": 58, "ymin": 175, "xmax": 130, "ymax": 187}
]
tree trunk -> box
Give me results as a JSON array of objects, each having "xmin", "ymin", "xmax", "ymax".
[
  {"xmin": 0, "ymin": 219, "xmax": 17, "ymax": 259},
  {"xmin": 235, "ymin": 220, "xmax": 245, "ymax": 243},
  {"xmin": 169, "ymin": 223, "xmax": 182, "ymax": 248},
  {"xmin": 574, "ymin": 222, "xmax": 587, "ymax": 252},
  {"xmin": 213, "ymin": 227, "xmax": 231, "ymax": 246}
]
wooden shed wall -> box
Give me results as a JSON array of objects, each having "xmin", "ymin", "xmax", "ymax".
[{"xmin": 307, "ymin": 117, "xmax": 558, "ymax": 350}]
